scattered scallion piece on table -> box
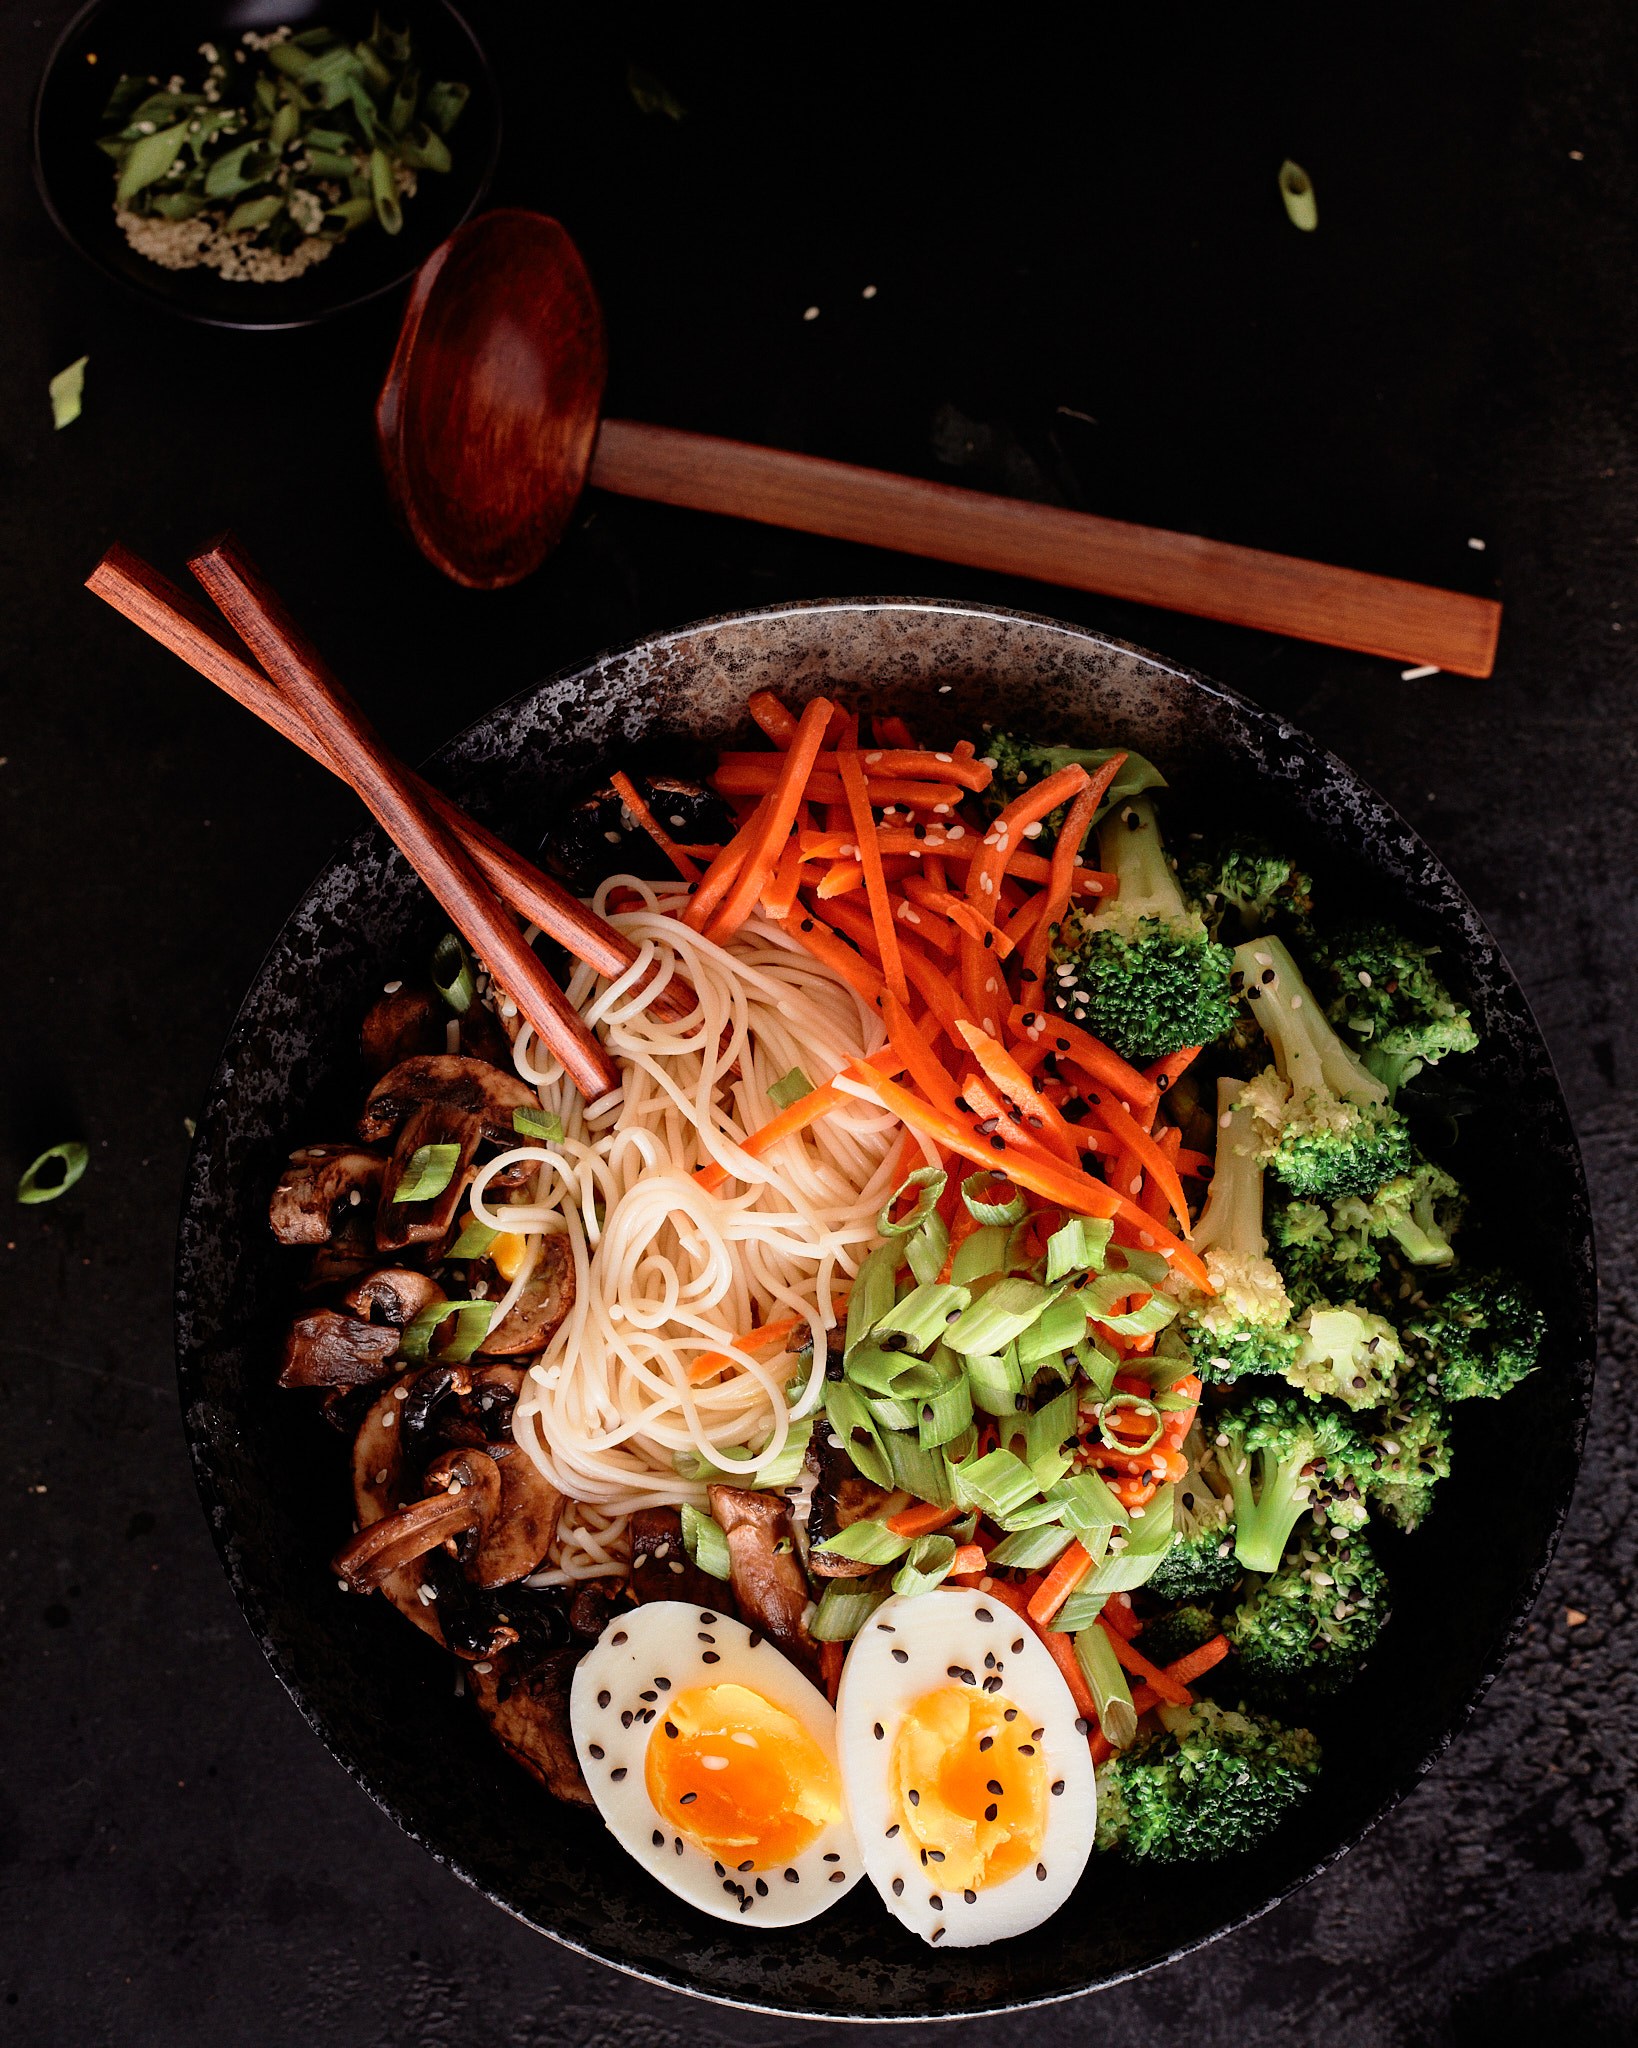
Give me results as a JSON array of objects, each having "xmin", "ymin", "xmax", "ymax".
[
  {"xmin": 1278, "ymin": 158, "xmax": 1318, "ymax": 231},
  {"xmin": 17, "ymin": 1141, "xmax": 89, "ymax": 1205},
  {"xmin": 627, "ymin": 64, "xmax": 686, "ymax": 121},
  {"xmin": 49, "ymin": 357, "xmax": 88, "ymax": 429}
]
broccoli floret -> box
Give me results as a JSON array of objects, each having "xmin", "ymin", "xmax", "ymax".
[
  {"xmin": 1234, "ymin": 935, "xmax": 1413, "ymax": 1199},
  {"xmin": 1287, "ymin": 1303, "xmax": 1405, "ymax": 1411},
  {"xmin": 979, "ymin": 731, "xmax": 1165, "ymax": 851},
  {"xmin": 1404, "ymin": 1272, "xmax": 1545, "ymax": 1402},
  {"xmin": 1214, "ymin": 1388, "xmax": 1377, "ymax": 1572},
  {"xmin": 1268, "ymin": 1196, "xmax": 1382, "ymax": 1312},
  {"xmin": 1182, "ymin": 834, "xmax": 1315, "ymax": 945},
  {"xmin": 1227, "ymin": 1528, "xmax": 1390, "ymax": 1705},
  {"xmin": 1364, "ymin": 1391, "xmax": 1453, "ymax": 1530},
  {"xmin": 1336, "ymin": 1154, "xmax": 1466, "ymax": 1268},
  {"xmin": 1094, "ymin": 1697, "xmax": 1321, "ymax": 1862},
  {"xmin": 1134, "ymin": 1603, "xmax": 1222, "ymax": 1669},
  {"xmin": 1048, "ymin": 795, "xmax": 1238, "ymax": 1066},
  {"xmin": 1148, "ymin": 1434, "xmax": 1240, "ymax": 1602},
  {"xmin": 1308, "ymin": 922, "xmax": 1480, "ymax": 1100}
]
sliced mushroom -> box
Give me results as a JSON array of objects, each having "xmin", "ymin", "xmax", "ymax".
[
  {"xmin": 334, "ymin": 1447, "xmax": 501, "ymax": 1592},
  {"xmin": 341, "ymin": 1378, "xmax": 448, "ymax": 1642},
  {"xmin": 359, "ymin": 1056, "xmax": 540, "ymax": 1255},
  {"xmin": 473, "ymin": 1236, "xmax": 576, "ymax": 1356},
  {"xmin": 628, "ymin": 1505, "xmax": 732, "ymax": 1609},
  {"xmin": 470, "ymin": 1649, "xmax": 592, "ymax": 1806},
  {"xmin": 807, "ymin": 1430, "xmax": 898, "ymax": 1578},
  {"xmin": 707, "ymin": 1484, "xmax": 821, "ymax": 1683},
  {"xmin": 269, "ymin": 1144, "xmax": 386, "ymax": 1245},
  {"xmin": 278, "ymin": 1308, "xmax": 401, "ymax": 1390},
  {"xmin": 342, "ymin": 1267, "xmax": 448, "ymax": 1327},
  {"xmin": 362, "ymin": 980, "xmax": 513, "ymax": 1080},
  {"xmin": 466, "ymin": 1438, "xmax": 565, "ymax": 1591}
]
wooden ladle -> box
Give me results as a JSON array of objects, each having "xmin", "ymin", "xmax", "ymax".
[{"xmin": 376, "ymin": 208, "xmax": 1501, "ymax": 676}]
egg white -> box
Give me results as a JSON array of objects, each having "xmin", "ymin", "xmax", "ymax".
[
  {"xmin": 569, "ymin": 1600, "xmax": 864, "ymax": 1927},
  {"xmin": 834, "ymin": 1589, "xmax": 1098, "ymax": 1947}
]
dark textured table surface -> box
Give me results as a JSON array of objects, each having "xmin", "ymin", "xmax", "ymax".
[{"xmin": 3, "ymin": 5, "xmax": 1635, "ymax": 2042}]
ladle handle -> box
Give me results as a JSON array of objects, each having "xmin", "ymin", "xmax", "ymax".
[{"xmin": 588, "ymin": 418, "xmax": 1500, "ymax": 678}]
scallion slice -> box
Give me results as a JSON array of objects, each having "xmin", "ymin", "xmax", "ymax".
[
  {"xmin": 397, "ymin": 1298, "xmax": 497, "ymax": 1363},
  {"xmin": 1075, "ymin": 1621, "xmax": 1137, "ymax": 1747},
  {"xmin": 1096, "ymin": 1392, "xmax": 1164, "ymax": 1455},
  {"xmin": 1015, "ymin": 1292, "xmax": 1091, "ymax": 1367},
  {"xmin": 877, "ymin": 1165, "xmax": 946, "ymax": 1237},
  {"xmin": 681, "ymin": 1503, "xmax": 732, "ymax": 1581},
  {"xmin": 809, "ymin": 1570, "xmax": 893, "ymax": 1640},
  {"xmin": 1070, "ymin": 1483, "xmax": 1178, "ymax": 1601},
  {"xmin": 915, "ymin": 1371, "xmax": 974, "ymax": 1452},
  {"xmin": 883, "ymin": 1428, "xmax": 954, "ymax": 1506},
  {"xmin": 1045, "ymin": 1214, "xmax": 1114, "ymax": 1283},
  {"xmin": 942, "ymin": 1276, "xmax": 1061, "ymax": 1356},
  {"xmin": 845, "ymin": 1239, "xmax": 900, "ymax": 1357},
  {"xmin": 1278, "ymin": 157, "xmax": 1318, "ymax": 232},
  {"xmin": 966, "ymin": 1346, "xmax": 1024, "ymax": 1418},
  {"xmin": 754, "ymin": 1416, "xmax": 813, "ymax": 1489},
  {"xmin": 986, "ymin": 1522, "xmax": 1076, "ymax": 1571},
  {"xmin": 430, "ymin": 931, "xmax": 475, "ymax": 1014},
  {"xmin": 393, "ymin": 1142, "xmax": 462, "ymax": 1203},
  {"xmin": 768, "ymin": 1066, "xmax": 815, "ymax": 1111},
  {"xmin": 17, "ymin": 1141, "xmax": 89, "ymax": 1206},
  {"xmin": 823, "ymin": 1381, "xmax": 892, "ymax": 1488},
  {"xmin": 950, "ymin": 1223, "xmax": 1009, "ymax": 1285},
  {"xmin": 892, "ymin": 1532, "xmax": 957, "ymax": 1598},
  {"xmin": 448, "ymin": 1214, "xmax": 500, "ymax": 1260},
  {"xmin": 870, "ymin": 1282, "xmax": 972, "ymax": 1356},
  {"xmin": 960, "ymin": 1169, "xmax": 1028, "ymax": 1227},
  {"xmin": 813, "ymin": 1518, "xmax": 911, "ymax": 1568},
  {"xmin": 513, "ymin": 1106, "xmax": 564, "ymax": 1143},
  {"xmin": 905, "ymin": 1208, "xmax": 950, "ymax": 1287},
  {"xmin": 948, "ymin": 1446, "xmax": 1040, "ymax": 1521}
]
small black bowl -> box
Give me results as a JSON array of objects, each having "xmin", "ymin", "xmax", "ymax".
[
  {"xmin": 174, "ymin": 599, "xmax": 1596, "ymax": 2017},
  {"xmin": 33, "ymin": 0, "xmax": 500, "ymax": 330}
]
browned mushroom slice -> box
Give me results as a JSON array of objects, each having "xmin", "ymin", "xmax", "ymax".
[
  {"xmin": 359, "ymin": 1056, "xmax": 540, "ymax": 1255},
  {"xmin": 269, "ymin": 1144, "xmax": 386, "ymax": 1245},
  {"xmin": 362, "ymin": 980, "xmax": 513, "ymax": 1080},
  {"xmin": 474, "ymin": 1236, "xmax": 576, "ymax": 1356},
  {"xmin": 807, "ymin": 1430, "xmax": 899, "ymax": 1578},
  {"xmin": 707, "ymin": 1484, "xmax": 822, "ymax": 1682},
  {"xmin": 342, "ymin": 1267, "xmax": 448, "ymax": 1327},
  {"xmin": 469, "ymin": 1650, "xmax": 592, "ymax": 1806},
  {"xmin": 467, "ymin": 1440, "xmax": 565, "ymax": 1590},
  {"xmin": 349, "ymin": 1373, "xmax": 444, "ymax": 1643},
  {"xmin": 279, "ymin": 1308, "xmax": 402, "ymax": 1389},
  {"xmin": 628, "ymin": 1505, "xmax": 733, "ymax": 1608},
  {"xmin": 332, "ymin": 1485, "xmax": 487, "ymax": 1592}
]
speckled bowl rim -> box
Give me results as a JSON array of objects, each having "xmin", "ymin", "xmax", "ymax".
[{"xmin": 174, "ymin": 594, "xmax": 1597, "ymax": 2020}]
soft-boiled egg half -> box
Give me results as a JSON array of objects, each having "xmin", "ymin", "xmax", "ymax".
[
  {"xmin": 835, "ymin": 1589, "xmax": 1097, "ymax": 1947},
  {"xmin": 570, "ymin": 1601, "xmax": 863, "ymax": 1926}
]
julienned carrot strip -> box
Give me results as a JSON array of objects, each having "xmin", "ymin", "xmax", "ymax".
[
  {"xmin": 1007, "ymin": 1005, "xmax": 1159, "ymax": 1114},
  {"xmin": 1083, "ymin": 1089, "xmax": 1191, "ymax": 1235},
  {"xmin": 900, "ymin": 876, "xmax": 1017, "ymax": 957},
  {"xmin": 780, "ymin": 907, "xmax": 887, "ymax": 1009},
  {"xmin": 1027, "ymin": 1539, "xmax": 1094, "ymax": 1625},
  {"xmin": 816, "ymin": 859, "xmax": 868, "ymax": 898},
  {"xmin": 747, "ymin": 690, "xmax": 799, "ymax": 746},
  {"xmin": 1143, "ymin": 1044, "xmax": 1203, "ymax": 1108},
  {"xmin": 1098, "ymin": 1594, "xmax": 1141, "ymax": 1639},
  {"xmin": 948, "ymin": 1544, "xmax": 988, "ymax": 1574},
  {"xmin": 1022, "ymin": 776, "xmax": 1110, "ymax": 986},
  {"xmin": 761, "ymin": 823, "xmax": 808, "ymax": 921},
  {"xmin": 885, "ymin": 1500, "xmax": 961, "ymax": 1538},
  {"xmin": 798, "ymin": 825, "xmax": 1116, "ymax": 894},
  {"xmin": 1140, "ymin": 1125, "xmax": 1183, "ymax": 1222},
  {"xmin": 1038, "ymin": 1617, "xmax": 1101, "ymax": 1725},
  {"xmin": 853, "ymin": 748, "xmax": 994, "ymax": 793},
  {"xmin": 715, "ymin": 762, "xmax": 964, "ymax": 809},
  {"xmin": 1165, "ymin": 1635, "xmax": 1231, "ymax": 1687},
  {"xmin": 706, "ymin": 697, "xmax": 834, "ymax": 943},
  {"xmin": 892, "ymin": 895, "xmax": 957, "ymax": 954},
  {"xmin": 609, "ymin": 771, "xmax": 703, "ymax": 883},
  {"xmin": 838, "ymin": 749, "xmax": 908, "ymax": 1005},
  {"xmin": 691, "ymin": 1046, "xmax": 903, "ymax": 1192},
  {"xmin": 687, "ymin": 1316, "xmax": 803, "ymax": 1386},
  {"xmin": 875, "ymin": 715, "xmax": 918, "ymax": 749},
  {"xmin": 960, "ymin": 1074, "xmax": 1077, "ymax": 1172},
  {"xmin": 1100, "ymin": 1621, "xmax": 1193, "ymax": 1705},
  {"xmin": 826, "ymin": 705, "xmax": 856, "ymax": 748},
  {"xmin": 889, "ymin": 1122, "xmax": 930, "ymax": 1186},
  {"xmin": 1089, "ymin": 1728, "xmax": 1114, "ymax": 1765},
  {"xmin": 956, "ymin": 1019, "xmax": 1081, "ymax": 1166},
  {"xmin": 820, "ymin": 1639, "xmax": 845, "ymax": 1703},
  {"xmin": 683, "ymin": 797, "xmax": 770, "ymax": 933},
  {"xmin": 1177, "ymin": 1147, "xmax": 1213, "ymax": 1179},
  {"xmin": 1002, "ymin": 893, "xmax": 1050, "ymax": 951},
  {"xmin": 883, "ymin": 992, "xmax": 965, "ymax": 1119},
  {"xmin": 821, "ymin": 898, "xmax": 977, "ymax": 1048},
  {"xmin": 962, "ymin": 764, "xmax": 1095, "ymax": 1031}
]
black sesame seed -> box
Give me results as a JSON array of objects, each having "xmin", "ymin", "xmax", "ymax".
[
  {"xmin": 785, "ymin": 1869, "xmax": 799, "ymax": 1883},
  {"xmin": 990, "ymin": 1136, "xmax": 1007, "ymax": 1151},
  {"xmin": 908, "ymin": 1789, "xmax": 920, "ymax": 1806},
  {"xmin": 1019, "ymin": 1744, "xmax": 1036, "ymax": 1755},
  {"xmin": 874, "ymin": 1722, "xmax": 884, "ymax": 1739},
  {"xmin": 983, "ymin": 1675, "xmax": 1003, "ymax": 1693},
  {"xmin": 596, "ymin": 1690, "xmax": 611, "ymax": 1709},
  {"xmin": 652, "ymin": 1830, "xmax": 664, "ymax": 1846},
  {"xmin": 892, "ymin": 1648, "xmax": 909, "ymax": 1663},
  {"xmin": 932, "ymin": 1926, "xmax": 945, "ymax": 1942},
  {"xmin": 701, "ymin": 1651, "xmax": 720, "ymax": 1664},
  {"xmin": 829, "ymin": 1871, "xmax": 846, "ymax": 1883},
  {"xmin": 979, "ymin": 1736, "xmax": 994, "ymax": 1752},
  {"xmin": 610, "ymin": 1767, "xmax": 627, "ymax": 1782},
  {"xmin": 1004, "ymin": 1708, "xmax": 1018, "ymax": 1722},
  {"xmin": 621, "ymin": 1711, "xmax": 633, "ymax": 1729},
  {"xmin": 965, "ymin": 1888, "xmax": 978, "ymax": 1903},
  {"xmin": 975, "ymin": 1606, "xmax": 994, "ymax": 1623},
  {"xmin": 876, "ymin": 1622, "xmax": 896, "ymax": 1632},
  {"xmin": 929, "ymin": 1850, "xmax": 945, "ymax": 1863},
  {"xmin": 824, "ymin": 1852, "xmax": 840, "ymax": 1862},
  {"xmin": 639, "ymin": 1690, "xmax": 657, "ymax": 1702},
  {"xmin": 699, "ymin": 1612, "xmax": 716, "ymax": 1623},
  {"xmin": 739, "ymin": 1860, "xmax": 754, "ymax": 1872},
  {"xmin": 588, "ymin": 1743, "xmax": 605, "ymax": 1760},
  {"xmin": 1012, "ymin": 1639, "xmax": 1025, "ymax": 1655},
  {"xmin": 655, "ymin": 1677, "xmax": 671, "ymax": 1691},
  {"xmin": 1032, "ymin": 1726, "xmax": 1044, "ymax": 1740},
  {"xmin": 987, "ymin": 1779, "xmax": 1004, "ymax": 1795},
  {"xmin": 664, "ymin": 1721, "xmax": 678, "ymax": 1738},
  {"xmin": 680, "ymin": 1792, "xmax": 698, "ymax": 1805},
  {"xmin": 1051, "ymin": 1780, "xmax": 1065, "ymax": 1795},
  {"xmin": 920, "ymin": 1849, "xmax": 928, "ymax": 1865},
  {"xmin": 739, "ymin": 1895, "xmax": 752, "ymax": 1913},
  {"xmin": 612, "ymin": 1631, "xmax": 627, "ymax": 1645},
  {"xmin": 1074, "ymin": 1716, "xmax": 1090, "ymax": 1735},
  {"xmin": 674, "ymin": 1838, "xmax": 683, "ymax": 1855},
  {"xmin": 984, "ymin": 1803, "xmax": 998, "ymax": 1822},
  {"xmin": 1261, "ymin": 967, "xmax": 1275, "ymax": 984},
  {"xmin": 801, "ymin": 918, "xmax": 814, "ymax": 933},
  {"xmin": 698, "ymin": 1632, "xmax": 715, "ymax": 1643},
  {"xmin": 721, "ymin": 1879, "xmax": 735, "ymax": 1894},
  {"xmin": 930, "ymin": 1893, "xmax": 943, "ymax": 1909},
  {"xmin": 984, "ymin": 1652, "xmax": 996, "ymax": 1669},
  {"xmin": 885, "ymin": 1824, "xmax": 900, "ymax": 1838},
  {"xmin": 892, "ymin": 1878, "xmax": 904, "ymax": 1896},
  {"xmin": 715, "ymin": 1861, "xmax": 726, "ymax": 1876},
  {"xmin": 756, "ymin": 1878, "xmax": 768, "ymax": 1895},
  {"xmin": 747, "ymin": 1631, "xmax": 763, "ymax": 1649}
]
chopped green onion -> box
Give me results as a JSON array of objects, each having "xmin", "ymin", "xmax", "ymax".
[
  {"xmin": 48, "ymin": 357, "xmax": 89, "ymax": 431},
  {"xmin": 810, "ymin": 1570, "xmax": 893, "ymax": 1640},
  {"xmin": 877, "ymin": 1165, "xmax": 946, "ymax": 1237},
  {"xmin": 423, "ymin": 79, "xmax": 470, "ymax": 134},
  {"xmin": 943, "ymin": 1276, "xmax": 1062, "ymax": 1356},
  {"xmin": 513, "ymin": 1106, "xmax": 564, "ymax": 1144},
  {"xmin": 883, "ymin": 1429, "xmax": 954, "ymax": 1505},
  {"xmin": 1105, "ymin": 1243, "xmax": 1172, "ymax": 1288},
  {"xmin": 754, "ymin": 1416, "xmax": 813, "ymax": 1489},
  {"xmin": 115, "ymin": 121, "xmax": 189, "ymax": 204},
  {"xmin": 431, "ymin": 932, "xmax": 475, "ymax": 1014},
  {"xmin": 1096, "ymin": 1393, "xmax": 1164, "ymax": 1455},
  {"xmin": 447, "ymin": 1214, "xmax": 500, "ymax": 1260},
  {"xmin": 966, "ymin": 1346, "xmax": 1025, "ymax": 1418},
  {"xmin": 986, "ymin": 1523, "xmax": 1076, "ymax": 1571},
  {"xmin": 870, "ymin": 1281, "xmax": 971, "ymax": 1355},
  {"xmin": 960, "ymin": 1170, "xmax": 1028, "ymax": 1227},
  {"xmin": 1075, "ymin": 1622, "xmax": 1137, "ymax": 1746},
  {"xmin": 1016, "ymin": 1385, "xmax": 1079, "ymax": 1488},
  {"xmin": 905, "ymin": 1208, "xmax": 949, "ymax": 1287},
  {"xmin": 768, "ymin": 1066, "xmax": 815, "ymax": 1111},
  {"xmin": 1074, "ymin": 1483, "xmax": 1177, "ymax": 1599},
  {"xmin": 950, "ymin": 1224, "xmax": 1010, "ymax": 1285},
  {"xmin": 916, "ymin": 1371, "xmax": 974, "ymax": 1452},
  {"xmin": 823, "ymin": 1381, "xmax": 892, "ymax": 1488},
  {"xmin": 1040, "ymin": 1470, "xmax": 1129, "ymax": 1535},
  {"xmin": 845, "ymin": 1239, "xmax": 900, "ymax": 1356},
  {"xmin": 369, "ymin": 145, "xmax": 402, "ymax": 232},
  {"xmin": 393, "ymin": 1142, "xmax": 462, "ymax": 1202},
  {"xmin": 17, "ymin": 1141, "xmax": 89, "ymax": 1206},
  {"xmin": 866, "ymin": 1391, "xmax": 919, "ymax": 1433},
  {"xmin": 1278, "ymin": 158, "xmax": 1318, "ymax": 232},
  {"xmin": 681, "ymin": 1503, "xmax": 732, "ymax": 1581},
  {"xmin": 1045, "ymin": 1214, "xmax": 1114, "ymax": 1284},
  {"xmin": 892, "ymin": 1532, "xmax": 957, "ymax": 1598},
  {"xmin": 1081, "ymin": 1267, "xmax": 1178, "ymax": 1335},
  {"xmin": 1075, "ymin": 1332, "xmax": 1122, "ymax": 1399},
  {"xmin": 813, "ymin": 1518, "xmax": 911, "ymax": 1568},
  {"xmin": 844, "ymin": 1344, "xmax": 912, "ymax": 1398},
  {"xmin": 949, "ymin": 1446, "xmax": 1041, "ymax": 1521},
  {"xmin": 1015, "ymin": 1293, "xmax": 1090, "ymax": 1367},
  {"xmin": 397, "ymin": 1298, "xmax": 497, "ymax": 1363}
]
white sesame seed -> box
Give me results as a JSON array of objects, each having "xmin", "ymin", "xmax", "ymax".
[{"xmin": 803, "ymin": 305, "xmax": 820, "ymax": 321}]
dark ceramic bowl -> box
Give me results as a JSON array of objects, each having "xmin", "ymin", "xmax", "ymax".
[
  {"xmin": 34, "ymin": 0, "xmax": 499, "ymax": 331},
  {"xmin": 174, "ymin": 598, "xmax": 1595, "ymax": 2018}
]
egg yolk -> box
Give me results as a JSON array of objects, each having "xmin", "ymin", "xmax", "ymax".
[
  {"xmin": 889, "ymin": 1688, "xmax": 1046, "ymax": 1892},
  {"xmin": 645, "ymin": 1683, "xmax": 841, "ymax": 1869}
]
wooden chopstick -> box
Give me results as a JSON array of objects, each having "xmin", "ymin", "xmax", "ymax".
[
  {"xmin": 174, "ymin": 533, "xmax": 619, "ymax": 1099},
  {"xmin": 86, "ymin": 545, "xmax": 699, "ymax": 1034}
]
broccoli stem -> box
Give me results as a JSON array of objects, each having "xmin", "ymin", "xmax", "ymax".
[
  {"xmin": 1191, "ymin": 1078, "xmax": 1269, "ymax": 1262},
  {"xmin": 1094, "ymin": 794, "xmax": 1187, "ymax": 923},
  {"xmin": 1222, "ymin": 1438, "xmax": 1311, "ymax": 1573},
  {"xmin": 1234, "ymin": 936, "xmax": 1387, "ymax": 1107}
]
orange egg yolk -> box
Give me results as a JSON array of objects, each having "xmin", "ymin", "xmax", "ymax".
[
  {"xmin": 889, "ymin": 1688, "xmax": 1046, "ymax": 1892},
  {"xmin": 645, "ymin": 1683, "xmax": 841, "ymax": 1869}
]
